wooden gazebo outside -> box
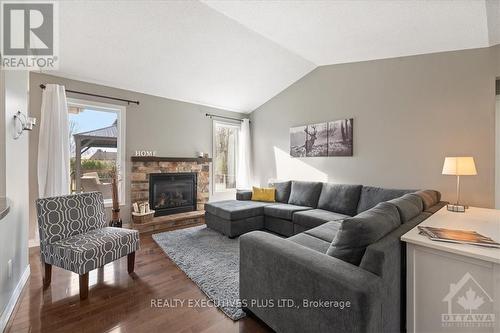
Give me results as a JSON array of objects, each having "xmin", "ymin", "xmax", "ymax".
[{"xmin": 73, "ymin": 120, "xmax": 117, "ymax": 193}]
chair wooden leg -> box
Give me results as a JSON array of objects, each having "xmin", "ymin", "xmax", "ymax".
[
  {"xmin": 43, "ymin": 263, "xmax": 52, "ymax": 289},
  {"xmin": 127, "ymin": 252, "xmax": 135, "ymax": 274},
  {"xmin": 79, "ymin": 273, "xmax": 89, "ymax": 300}
]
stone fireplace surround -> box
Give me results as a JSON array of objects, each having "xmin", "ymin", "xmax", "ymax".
[{"xmin": 130, "ymin": 156, "xmax": 211, "ymax": 214}]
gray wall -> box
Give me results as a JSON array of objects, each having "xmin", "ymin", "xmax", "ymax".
[
  {"xmin": 29, "ymin": 72, "xmax": 243, "ymax": 242},
  {"xmin": 250, "ymin": 46, "xmax": 499, "ymax": 208},
  {"xmin": 0, "ymin": 70, "xmax": 29, "ymax": 329}
]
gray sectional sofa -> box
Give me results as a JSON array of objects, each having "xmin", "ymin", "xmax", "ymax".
[
  {"xmin": 204, "ymin": 181, "xmax": 447, "ymax": 333},
  {"xmin": 206, "ymin": 181, "xmax": 425, "ymax": 238}
]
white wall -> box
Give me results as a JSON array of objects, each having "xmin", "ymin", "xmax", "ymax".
[
  {"xmin": 250, "ymin": 46, "xmax": 498, "ymax": 208},
  {"xmin": 0, "ymin": 70, "xmax": 30, "ymax": 331}
]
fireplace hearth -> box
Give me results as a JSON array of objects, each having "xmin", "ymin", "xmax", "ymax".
[{"xmin": 149, "ymin": 173, "xmax": 197, "ymax": 217}]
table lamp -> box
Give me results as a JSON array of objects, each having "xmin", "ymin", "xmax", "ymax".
[{"xmin": 442, "ymin": 157, "xmax": 477, "ymax": 211}]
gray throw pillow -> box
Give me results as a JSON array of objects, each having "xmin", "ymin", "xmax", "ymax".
[
  {"xmin": 356, "ymin": 186, "xmax": 415, "ymax": 214},
  {"xmin": 317, "ymin": 183, "xmax": 362, "ymax": 216},
  {"xmin": 288, "ymin": 181, "xmax": 323, "ymax": 208},
  {"xmin": 388, "ymin": 193, "xmax": 423, "ymax": 223},
  {"xmin": 327, "ymin": 202, "xmax": 401, "ymax": 265},
  {"xmin": 269, "ymin": 181, "xmax": 292, "ymax": 203},
  {"xmin": 413, "ymin": 190, "xmax": 440, "ymax": 211}
]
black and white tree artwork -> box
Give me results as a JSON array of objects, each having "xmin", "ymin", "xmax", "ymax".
[
  {"xmin": 290, "ymin": 125, "xmax": 307, "ymax": 157},
  {"xmin": 328, "ymin": 118, "xmax": 353, "ymax": 156}
]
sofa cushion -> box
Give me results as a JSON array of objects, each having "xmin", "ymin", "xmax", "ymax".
[
  {"xmin": 293, "ymin": 209, "xmax": 347, "ymax": 230},
  {"xmin": 264, "ymin": 203, "xmax": 312, "ymax": 220},
  {"xmin": 204, "ymin": 200, "xmax": 272, "ymax": 220},
  {"xmin": 304, "ymin": 221, "xmax": 342, "ymax": 243},
  {"xmin": 288, "ymin": 233, "xmax": 331, "ymax": 253},
  {"xmin": 44, "ymin": 227, "xmax": 140, "ymax": 275},
  {"xmin": 269, "ymin": 181, "xmax": 292, "ymax": 203},
  {"xmin": 388, "ymin": 193, "xmax": 423, "ymax": 223},
  {"xmin": 414, "ymin": 190, "xmax": 441, "ymax": 211},
  {"xmin": 317, "ymin": 183, "xmax": 362, "ymax": 216},
  {"xmin": 359, "ymin": 211, "xmax": 432, "ymax": 277},
  {"xmin": 356, "ymin": 186, "xmax": 414, "ymax": 214},
  {"xmin": 288, "ymin": 181, "xmax": 323, "ymax": 208},
  {"xmin": 205, "ymin": 212, "xmax": 264, "ymax": 237},
  {"xmin": 327, "ymin": 202, "xmax": 401, "ymax": 265},
  {"xmin": 264, "ymin": 216, "xmax": 294, "ymax": 236}
]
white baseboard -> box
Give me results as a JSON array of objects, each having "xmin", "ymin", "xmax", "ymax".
[{"xmin": 0, "ymin": 264, "xmax": 30, "ymax": 332}]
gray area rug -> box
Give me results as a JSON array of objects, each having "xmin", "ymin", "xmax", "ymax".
[{"xmin": 152, "ymin": 225, "xmax": 245, "ymax": 320}]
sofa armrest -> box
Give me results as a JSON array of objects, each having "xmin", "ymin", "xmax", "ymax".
[
  {"xmin": 425, "ymin": 201, "xmax": 448, "ymax": 214},
  {"xmin": 236, "ymin": 189, "xmax": 252, "ymax": 201},
  {"xmin": 240, "ymin": 231, "xmax": 383, "ymax": 333}
]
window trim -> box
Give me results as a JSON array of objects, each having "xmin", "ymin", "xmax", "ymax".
[
  {"xmin": 67, "ymin": 98, "xmax": 126, "ymax": 207},
  {"xmin": 212, "ymin": 119, "xmax": 240, "ymax": 194}
]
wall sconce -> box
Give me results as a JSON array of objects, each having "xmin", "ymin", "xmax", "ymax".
[{"xmin": 13, "ymin": 111, "xmax": 36, "ymax": 139}]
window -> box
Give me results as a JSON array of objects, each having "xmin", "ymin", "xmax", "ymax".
[
  {"xmin": 68, "ymin": 98, "xmax": 126, "ymax": 206},
  {"xmin": 213, "ymin": 121, "xmax": 240, "ymax": 192}
]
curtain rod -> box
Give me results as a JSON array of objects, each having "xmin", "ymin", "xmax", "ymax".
[
  {"xmin": 205, "ymin": 113, "xmax": 249, "ymax": 123},
  {"xmin": 39, "ymin": 84, "xmax": 140, "ymax": 105}
]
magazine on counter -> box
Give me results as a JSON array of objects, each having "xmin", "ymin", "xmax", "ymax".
[{"xmin": 418, "ymin": 226, "xmax": 500, "ymax": 248}]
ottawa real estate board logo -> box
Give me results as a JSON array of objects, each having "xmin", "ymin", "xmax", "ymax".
[
  {"xmin": 1, "ymin": 1, "xmax": 58, "ymax": 70},
  {"xmin": 441, "ymin": 272, "xmax": 495, "ymax": 329}
]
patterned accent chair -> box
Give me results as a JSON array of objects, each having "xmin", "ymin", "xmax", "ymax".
[{"xmin": 36, "ymin": 192, "xmax": 140, "ymax": 300}]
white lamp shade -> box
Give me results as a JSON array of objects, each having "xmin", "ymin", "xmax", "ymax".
[{"xmin": 442, "ymin": 157, "xmax": 477, "ymax": 176}]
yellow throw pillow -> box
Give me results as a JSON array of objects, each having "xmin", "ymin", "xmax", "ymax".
[{"xmin": 251, "ymin": 186, "xmax": 276, "ymax": 202}]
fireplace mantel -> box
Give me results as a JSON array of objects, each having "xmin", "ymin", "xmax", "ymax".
[{"xmin": 131, "ymin": 156, "xmax": 212, "ymax": 163}]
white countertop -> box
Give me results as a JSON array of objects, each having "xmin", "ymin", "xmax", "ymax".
[{"xmin": 401, "ymin": 207, "xmax": 500, "ymax": 264}]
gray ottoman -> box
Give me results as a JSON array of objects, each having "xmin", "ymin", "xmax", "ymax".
[{"xmin": 204, "ymin": 200, "xmax": 271, "ymax": 237}]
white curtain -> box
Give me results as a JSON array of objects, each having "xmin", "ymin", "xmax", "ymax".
[
  {"xmin": 38, "ymin": 84, "xmax": 70, "ymax": 198},
  {"xmin": 236, "ymin": 118, "xmax": 252, "ymax": 189}
]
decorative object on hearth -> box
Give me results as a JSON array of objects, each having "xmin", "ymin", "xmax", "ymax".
[
  {"xmin": 109, "ymin": 165, "xmax": 122, "ymax": 227},
  {"xmin": 131, "ymin": 209, "xmax": 155, "ymax": 224},
  {"xmin": 442, "ymin": 156, "xmax": 477, "ymax": 212},
  {"xmin": 197, "ymin": 151, "xmax": 204, "ymax": 158},
  {"xmin": 131, "ymin": 200, "xmax": 154, "ymax": 224},
  {"xmin": 203, "ymin": 153, "xmax": 209, "ymax": 158},
  {"xmin": 290, "ymin": 118, "xmax": 353, "ymax": 157}
]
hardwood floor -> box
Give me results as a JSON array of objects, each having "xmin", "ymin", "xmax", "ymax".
[{"xmin": 5, "ymin": 228, "xmax": 272, "ymax": 333}]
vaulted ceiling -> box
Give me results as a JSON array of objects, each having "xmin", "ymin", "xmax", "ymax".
[{"xmin": 52, "ymin": 0, "xmax": 499, "ymax": 113}]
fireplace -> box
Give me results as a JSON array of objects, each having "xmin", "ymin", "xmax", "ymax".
[{"xmin": 149, "ymin": 173, "xmax": 197, "ymax": 217}]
